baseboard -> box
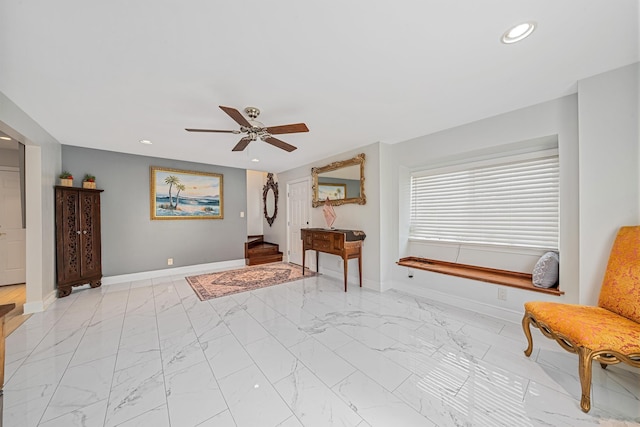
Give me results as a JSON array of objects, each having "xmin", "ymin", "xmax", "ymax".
[
  {"xmin": 390, "ymin": 281, "xmax": 522, "ymax": 324},
  {"xmin": 102, "ymin": 259, "xmax": 246, "ymax": 285},
  {"xmin": 316, "ymin": 268, "xmax": 381, "ymax": 292},
  {"xmin": 23, "ymin": 289, "xmax": 57, "ymax": 314}
]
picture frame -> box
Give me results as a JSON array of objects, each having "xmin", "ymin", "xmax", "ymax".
[
  {"xmin": 150, "ymin": 167, "xmax": 223, "ymax": 220},
  {"xmin": 317, "ymin": 183, "xmax": 347, "ymax": 200}
]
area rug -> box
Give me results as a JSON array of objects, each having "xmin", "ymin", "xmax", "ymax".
[{"xmin": 185, "ymin": 262, "xmax": 317, "ymax": 301}]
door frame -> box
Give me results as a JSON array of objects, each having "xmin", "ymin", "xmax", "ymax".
[
  {"xmin": 286, "ymin": 176, "xmax": 312, "ymax": 268},
  {"xmin": 0, "ymin": 167, "xmax": 26, "ymax": 286}
]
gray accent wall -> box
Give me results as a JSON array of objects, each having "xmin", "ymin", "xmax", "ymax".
[{"xmin": 62, "ymin": 146, "xmax": 247, "ymax": 276}]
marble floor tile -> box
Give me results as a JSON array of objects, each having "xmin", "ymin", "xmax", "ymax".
[
  {"xmin": 217, "ymin": 364, "xmax": 294, "ymax": 427},
  {"xmin": 3, "ymin": 272, "xmax": 639, "ymax": 427},
  {"xmin": 41, "ymin": 355, "xmax": 117, "ymax": 422},
  {"xmin": 244, "ymin": 335, "xmax": 300, "ymax": 383},
  {"xmin": 288, "ymin": 337, "xmax": 356, "ymax": 387},
  {"xmin": 104, "ymin": 357, "xmax": 166, "ymax": 427},
  {"xmin": 333, "ymin": 371, "xmax": 436, "ymax": 427},
  {"xmin": 38, "ymin": 399, "xmax": 109, "ymax": 427},
  {"xmin": 274, "ymin": 365, "xmax": 364, "ymax": 427},
  {"xmin": 334, "ymin": 340, "xmax": 411, "ymax": 391},
  {"xmin": 115, "ymin": 404, "xmax": 170, "ymax": 427},
  {"xmin": 164, "ymin": 360, "xmax": 227, "ymax": 426}
]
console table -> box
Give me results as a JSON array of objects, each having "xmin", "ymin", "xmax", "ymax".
[{"xmin": 301, "ymin": 228, "xmax": 366, "ymax": 292}]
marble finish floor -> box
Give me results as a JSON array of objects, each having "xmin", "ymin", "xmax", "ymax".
[{"xmin": 3, "ymin": 272, "xmax": 639, "ymax": 426}]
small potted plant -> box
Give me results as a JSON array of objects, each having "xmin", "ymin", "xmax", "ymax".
[
  {"xmin": 59, "ymin": 171, "xmax": 73, "ymax": 187},
  {"xmin": 82, "ymin": 174, "xmax": 96, "ymax": 189}
]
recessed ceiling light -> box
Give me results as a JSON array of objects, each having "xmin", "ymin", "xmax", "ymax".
[
  {"xmin": 0, "ymin": 136, "xmax": 11, "ymax": 141},
  {"xmin": 139, "ymin": 139, "xmax": 152, "ymax": 145},
  {"xmin": 501, "ymin": 21, "xmax": 536, "ymax": 44},
  {"xmin": 251, "ymin": 158, "xmax": 260, "ymax": 162}
]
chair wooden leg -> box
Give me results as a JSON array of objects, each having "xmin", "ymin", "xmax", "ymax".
[
  {"xmin": 578, "ymin": 347, "xmax": 594, "ymax": 413},
  {"xmin": 522, "ymin": 312, "xmax": 534, "ymax": 357}
]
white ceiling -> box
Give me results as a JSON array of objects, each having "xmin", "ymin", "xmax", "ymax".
[{"xmin": 1, "ymin": 1, "xmax": 638, "ymax": 173}]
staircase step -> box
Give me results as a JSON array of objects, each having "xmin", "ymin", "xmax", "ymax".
[
  {"xmin": 248, "ymin": 243, "xmax": 280, "ymax": 256},
  {"xmin": 246, "ymin": 252, "xmax": 283, "ymax": 266}
]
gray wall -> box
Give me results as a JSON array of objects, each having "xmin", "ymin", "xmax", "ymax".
[
  {"xmin": 0, "ymin": 148, "xmax": 19, "ymax": 167},
  {"xmin": 62, "ymin": 146, "xmax": 247, "ymax": 276}
]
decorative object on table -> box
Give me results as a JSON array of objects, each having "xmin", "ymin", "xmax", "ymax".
[
  {"xmin": 185, "ymin": 262, "xmax": 316, "ymax": 301},
  {"xmin": 59, "ymin": 171, "xmax": 74, "ymax": 187},
  {"xmin": 150, "ymin": 166, "xmax": 223, "ymax": 220},
  {"xmin": 263, "ymin": 173, "xmax": 278, "ymax": 227},
  {"xmin": 55, "ymin": 186, "xmax": 104, "ymax": 297},
  {"xmin": 82, "ymin": 174, "xmax": 97, "ymax": 189},
  {"xmin": 322, "ymin": 197, "xmax": 336, "ymax": 229},
  {"xmin": 185, "ymin": 105, "xmax": 309, "ymax": 152}
]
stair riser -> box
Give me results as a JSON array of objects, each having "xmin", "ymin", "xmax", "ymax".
[
  {"xmin": 246, "ymin": 253, "xmax": 283, "ymax": 266},
  {"xmin": 248, "ymin": 247, "xmax": 280, "ymax": 255}
]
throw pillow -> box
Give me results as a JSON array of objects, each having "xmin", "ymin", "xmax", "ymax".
[{"xmin": 532, "ymin": 251, "xmax": 559, "ymax": 288}]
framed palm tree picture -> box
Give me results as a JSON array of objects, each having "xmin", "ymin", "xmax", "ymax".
[
  {"xmin": 150, "ymin": 167, "xmax": 223, "ymax": 220},
  {"xmin": 317, "ymin": 183, "xmax": 347, "ymax": 201}
]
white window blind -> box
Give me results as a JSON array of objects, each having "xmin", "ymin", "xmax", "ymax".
[{"xmin": 410, "ymin": 153, "xmax": 559, "ymax": 250}]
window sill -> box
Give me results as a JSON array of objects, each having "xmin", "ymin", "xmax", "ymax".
[{"xmin": 397, "ymin": 257, "xmax": 564, "ymax": 296}]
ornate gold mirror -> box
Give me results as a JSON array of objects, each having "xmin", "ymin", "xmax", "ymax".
[
  {"xmin": 312, "ymin": 153, "xmax": 366, "ymax": 207},
  {"xmin": 263, "ymin": 173, "xmax": 278, "ymax": 226}
]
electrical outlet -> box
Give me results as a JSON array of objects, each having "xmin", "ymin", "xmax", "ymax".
[
  {"xmin": 167, "ymin": 258, "xmax": 173, "ymax": 266},
  {"xmin": 497, "ymin": 288, "xmax": 507, "ymax": 301}
]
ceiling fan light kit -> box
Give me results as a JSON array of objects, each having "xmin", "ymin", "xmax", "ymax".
[{"xmin": 186, "ymin": 105, "xmax": 309, "ymax": 153}]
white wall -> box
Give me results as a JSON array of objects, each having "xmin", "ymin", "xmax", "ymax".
[
  {"xmin": 272, "ymin": 143, "xmax": 383, "ymax": 289},
  {"xmin": 389, "ymin": 94, "xmax": 580, "ymax": 320},
  {"xmin": 577, "ymin": 62, "xmax": 640, "ymax": 305},
  {"xmin": 1, "ymin": 91, "xmax": 61, "ymax": 311},
  {"xmin": 246, "ymin": 170, "xmax": 265, "ymax": 236}
]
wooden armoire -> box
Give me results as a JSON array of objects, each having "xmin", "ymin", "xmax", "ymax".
[{"xmin": 55, "ymin": 186, "xmax": 104, "ymax": 297}]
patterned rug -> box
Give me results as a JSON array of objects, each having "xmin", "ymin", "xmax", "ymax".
[{"xmin": 185, "ymin": 262, "xmax": 316, "ymax": 301}]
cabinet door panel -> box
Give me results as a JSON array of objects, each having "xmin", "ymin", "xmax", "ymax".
[
  {"xmin": 56, "ymin": 190, "xmax": 82, "ymax": 283},
  {"xmin": 79, "ymin": 192, "xmax": 101, "ymax": 278}
]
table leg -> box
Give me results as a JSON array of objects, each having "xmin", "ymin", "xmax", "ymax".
[
  {"xmin": 343, "ymin": 256, "xmax": 348, "ymax": 292},
  {"xmin": 302, "ymin": 245, "xmax": 306, "ymax": 275},
  {"xmin": 0, "ymin": 316, "xmax": 5, "ymax": 391},
  {"xmin": 316, "ymin": 251, "xmax": 319, "ymax": 273},
  {"xmin": 358, "ymin": 254, "xmax": 362, "ymax": 287}
]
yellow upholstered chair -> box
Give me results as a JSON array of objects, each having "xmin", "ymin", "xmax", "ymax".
[{"xmin": 522, "ymin": 226, "xmax": 640, "ymax": 413}]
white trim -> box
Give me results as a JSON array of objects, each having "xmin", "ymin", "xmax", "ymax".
[
  {"xmin": 391, "ymin": 280, "xmax": 522, "ymax": 324},
  {"xmin": 102, "ymin": 259, "xmax": 246, "ymax": 285},
  {"xmin": 286, "ymin": 176, "xmax": 312, "ymax": 266},
  {"xmin": 23, "ymin": 288, "xmax": 55, "ymax": 314}
]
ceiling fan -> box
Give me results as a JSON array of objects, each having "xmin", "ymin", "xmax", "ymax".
[{"xmin": 186, "ymin": 106, "xmax": 309, "ymax": 152}]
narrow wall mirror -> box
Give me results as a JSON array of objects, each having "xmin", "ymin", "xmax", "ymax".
[
  {"xmin": 312, "ymin": 153, "xmax": 366, "ymax": 207},
  {"xmin": 263, "ymin": 173, "xmax": 278, "ymax": 226}
]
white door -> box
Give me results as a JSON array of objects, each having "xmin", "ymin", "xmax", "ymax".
[
  {"xmin": 0, "ymin": 170, "xmax": 26, "ymax": 286},
  {"xmin": 287, "ymin": 178, "xmax": 310, "ymax": 266}
]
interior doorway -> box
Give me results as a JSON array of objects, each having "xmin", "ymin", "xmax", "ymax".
[
  {"xmin": 0, "ymin": 128, "xmax": 29, "ymax": 334},
  {"xmin": 287, "ymin": 177, "xmax": 310, "ymax": 267}
]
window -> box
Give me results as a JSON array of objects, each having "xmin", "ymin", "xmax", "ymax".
[{"xmin": 410, "ymin": 150, "xmax": 559, "ymax": 250}]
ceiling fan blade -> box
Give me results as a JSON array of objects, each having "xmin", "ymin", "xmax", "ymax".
[
  {"xmin": 232, "ymin": 137, "xmax": 252, "ymax": 152},
  {"xmin": 265, "ymin": 123, "xmax": 309, "ymax": 135},
  {"xmin": 219, "ymin": 106, "xmax": 252, "ymax": 127},
  {"xmin": 262, "ymin": 136, "xmax": 297, "ymax": 152},
  {"xmin": 185, "ymin": 128, "xmax": 240, "ymax": 134}
]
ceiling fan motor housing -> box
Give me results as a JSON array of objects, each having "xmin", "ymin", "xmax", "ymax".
[{"xmin": 244, "ymin": 107, "xmax": 260, "ymax": 119}]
